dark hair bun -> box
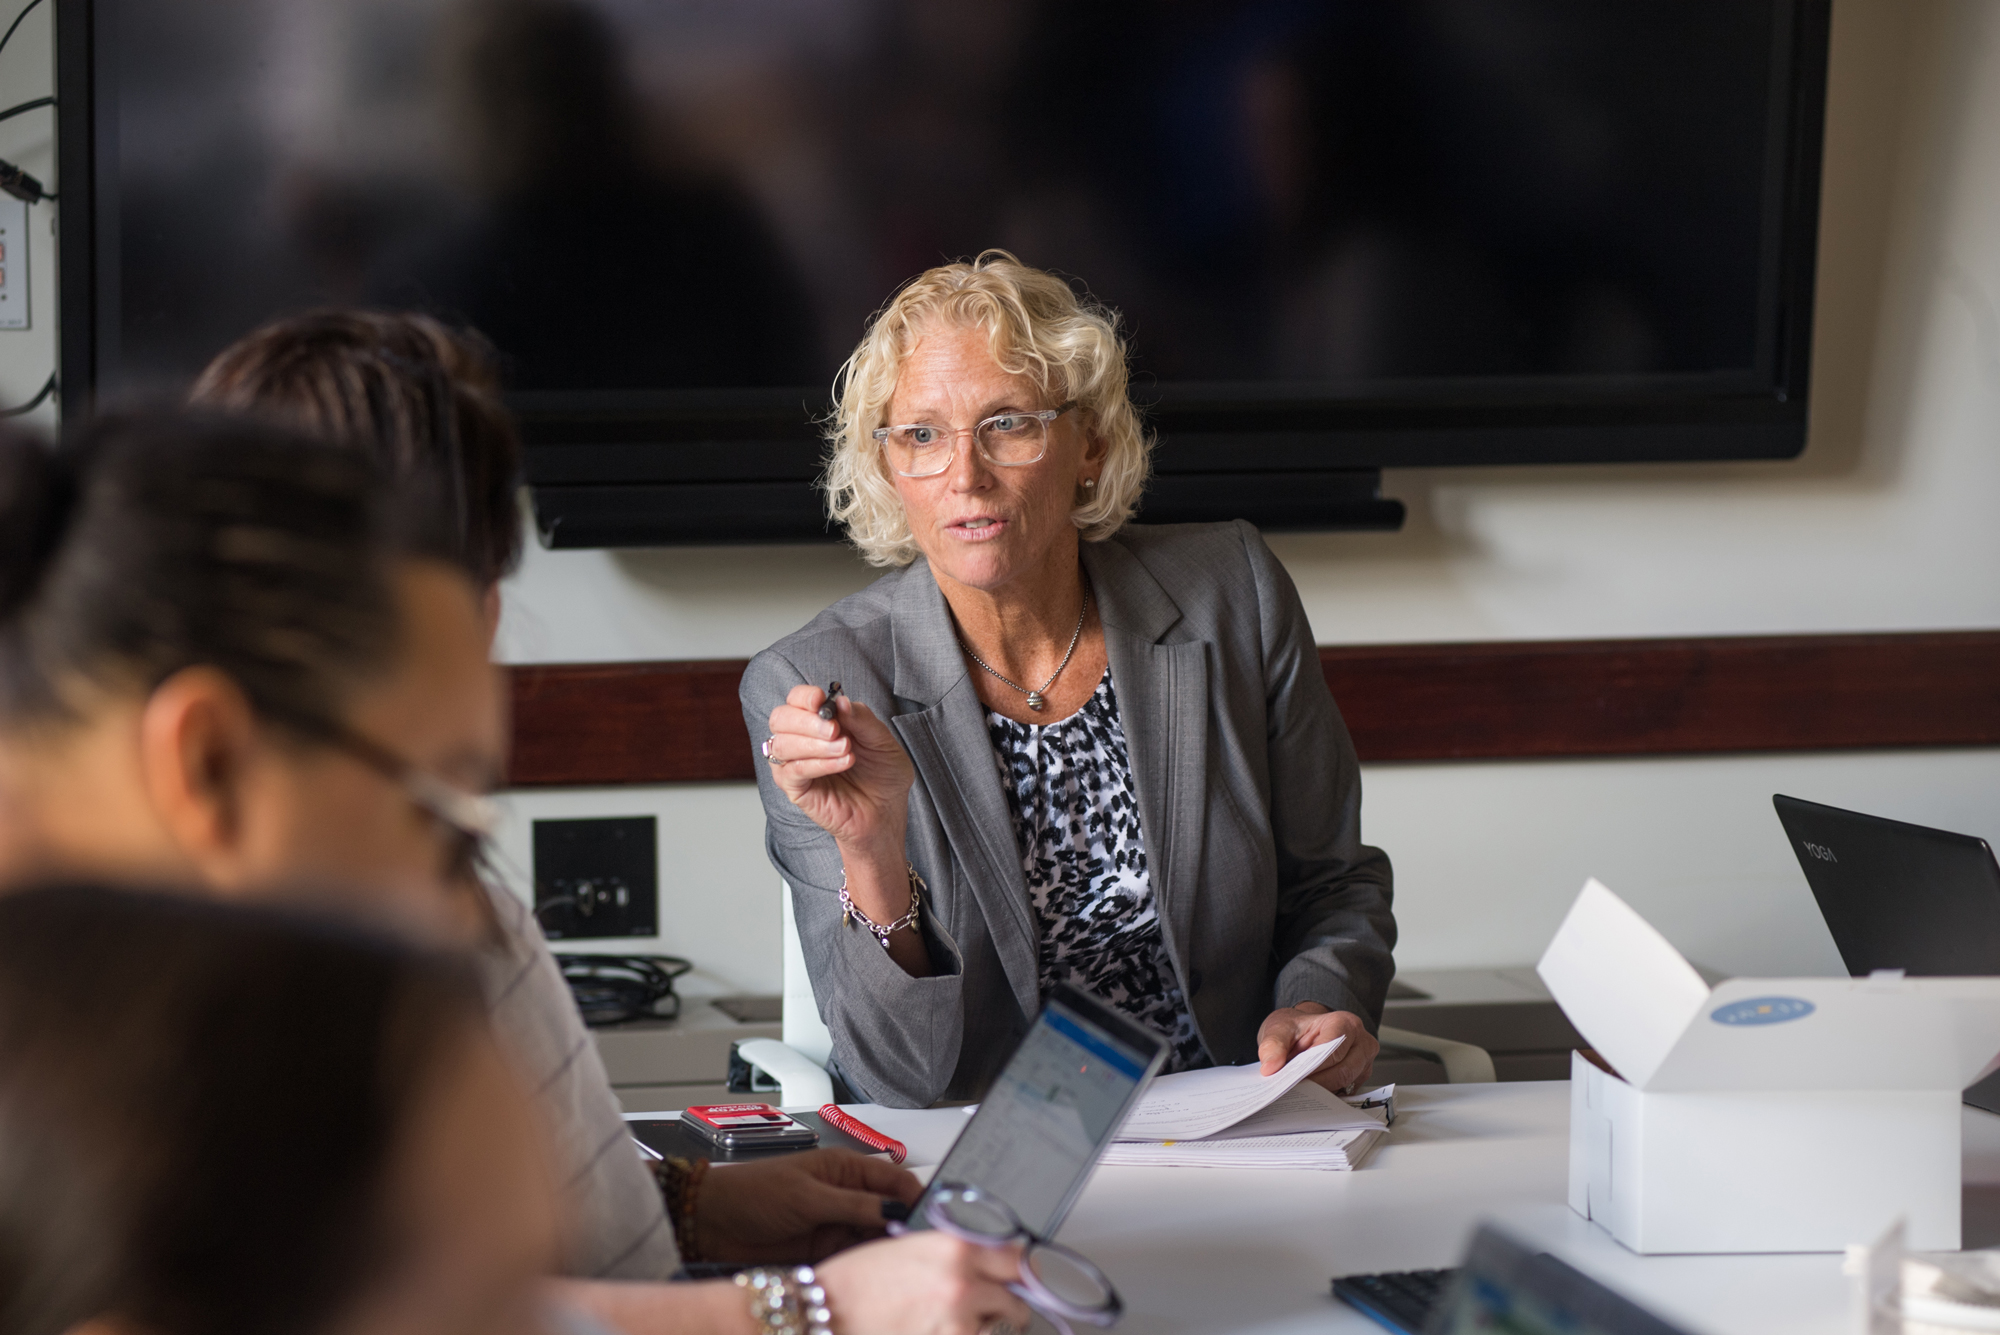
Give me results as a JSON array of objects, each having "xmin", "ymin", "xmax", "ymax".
[
  {"xmin": 0, "ymin": 427, "xmax": 76, "ymax": 619},
  {"xmin": 0, "ymin": 410, "xmax": 406, "ymax": 731}
]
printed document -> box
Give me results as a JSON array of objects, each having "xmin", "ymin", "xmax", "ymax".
[
  {"xmin": 1115, "ymin": 1036, "xmax": 1343, "ymax": 1141},
  {"xmin": 1100, "ymin": 1127, "xmax": 1384, "ymax": 1170},
  {"xmin": 1104, "ymin": 1079, "xmax": 1393, "ymax": 1170},
  {"xmin": 1201, "ymin": 1079, "xmax": 1382, "ymax": 1139}
]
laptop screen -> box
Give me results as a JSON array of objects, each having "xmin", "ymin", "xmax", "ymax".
[
  {"xmin": 919, "ymin": 984, "xmax": 1168, "ymax": 1237},
  {"xmin": 1773, "ymin": 794, "xmax": 2000, "ymax": 977}
]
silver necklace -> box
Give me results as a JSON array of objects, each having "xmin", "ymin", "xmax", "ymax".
[{"xmin": 957, "ymin": 590, "xmax": 1091, "ymax": 713}]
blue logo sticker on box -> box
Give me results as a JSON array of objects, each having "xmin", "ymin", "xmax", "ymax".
[{"xmin": 1710, "ymin": 996, "xmax": 1816, "ymax": 1026}]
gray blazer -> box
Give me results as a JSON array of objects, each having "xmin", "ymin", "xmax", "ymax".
[{"xmin": 740, "ymin": 521, "xmax": 1395, "ymax": 1108}]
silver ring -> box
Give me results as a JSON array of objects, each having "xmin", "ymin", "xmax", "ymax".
[{"xmin": 761, "ymin": 736, "xmax": 789, "ymax": 767}]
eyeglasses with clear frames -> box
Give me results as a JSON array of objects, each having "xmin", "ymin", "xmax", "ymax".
[
  {"xmin": 873, "ymin": 401, "xmax": 1077, "ymax": 478},
  {"xmin": 890, "ymin": 1184, "xmax": 1123, "ymax": 1335}
]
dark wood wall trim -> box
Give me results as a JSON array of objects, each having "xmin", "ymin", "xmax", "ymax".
[
  {"xmin": 509, "ymin": 660, "xmax": 756, "ymax": 788},
  {"xmin": 507, "ymin": 630, "xmax": 2000, "ymax": 787},
  {"xmin": 1322, "ymin": 631, "xmax": 2000, "ymax": 762}
]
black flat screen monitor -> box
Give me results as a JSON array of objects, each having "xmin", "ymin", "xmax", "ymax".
[{"xmin": 59, "ymin": 0, "xmax": 1831, "ymax": 543}]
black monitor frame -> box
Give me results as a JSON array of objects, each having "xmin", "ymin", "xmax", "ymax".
[{"xmin": 56, "ymin": 0, "xmax": 1830, "ymax": 546}]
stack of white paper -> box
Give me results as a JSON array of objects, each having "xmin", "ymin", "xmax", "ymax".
[
  {"xmin": 1101, "ymin": 1125, "xmax": 1384, "ymax": 1170},
  {"xmin": 1103, "ymin": 1038, "xmax": 1391, "ymax": 1170}
]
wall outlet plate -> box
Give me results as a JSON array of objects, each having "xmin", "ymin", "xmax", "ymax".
[
  {"xmin": 532, "ymin": 816, "xmax": 658, "ymax": 940},
  {"xmin": 0, "ymin": 197, "xmax": 28, "ymax": 330}
]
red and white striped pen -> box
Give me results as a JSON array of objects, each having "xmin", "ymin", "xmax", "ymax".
[{"xmin": 819, "ymin": 1104, "xmax": 908, "ymax": 1164}]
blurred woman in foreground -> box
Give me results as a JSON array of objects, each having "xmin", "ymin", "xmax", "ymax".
[
  {"xmin": 190, "ymin": 310, "xmax": 678, "ymax": 1281},
  {"xmin": 0, "ymin": 884, "xmax": 561, "ymax": 1335}
]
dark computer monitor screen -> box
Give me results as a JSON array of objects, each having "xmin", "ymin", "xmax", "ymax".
[
  {"xmin": 67, "ymin": 0, "xmax": 1826, "ymax": 540},
  {"xmin": 80, "ymin": 1, "xmax": 1820, "ymax": 419}
]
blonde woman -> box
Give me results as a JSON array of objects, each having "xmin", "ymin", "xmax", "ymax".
[{"xmin": 744, "ymin": 252, "xmax": 1395, "ymax": 1109}]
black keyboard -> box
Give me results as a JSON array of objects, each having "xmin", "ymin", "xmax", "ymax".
[{"xmin": 1331, "ymin": 1267, "xmax": 1457, "ymax": 1334}]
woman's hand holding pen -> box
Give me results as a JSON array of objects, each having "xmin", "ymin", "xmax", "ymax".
[
  {"xmin": 765, "ymin": 685, "xmax": 928, "ymax": 972},
  {"xmin": 766, "ymin": 684, "xmax": 914, "ymax": 854}
]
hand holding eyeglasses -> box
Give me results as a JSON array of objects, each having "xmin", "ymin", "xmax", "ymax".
[
  {"xmin": 889, "ymin": 1185, "xmax": 1124, "ymax": 1335},
  {"xmin": 815, "ymin": 1226, "xmax": 1033, "ymax": 1335}
]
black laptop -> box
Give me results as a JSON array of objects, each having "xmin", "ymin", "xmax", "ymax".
[
  {"xmin": 1774, "ymin": 794, "xmax": 2000, "ymax": 1112},
  {"xmin": 1333, "ymin": 1224, "xmax": 1696, "ymax": 1335}
]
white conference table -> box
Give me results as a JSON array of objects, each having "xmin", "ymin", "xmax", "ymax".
[{"xmin": 830, "ymin": 1081, "xmax": 2000, "ymax": 1335}]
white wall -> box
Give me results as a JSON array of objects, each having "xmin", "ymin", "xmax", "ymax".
[
  {"xmin": 486, "ymin": 783, "xmax": 781, "ymax": 999},
  {"xmin": 6, "ymin": 1, "xmax": 1997, "ymax": 993}
]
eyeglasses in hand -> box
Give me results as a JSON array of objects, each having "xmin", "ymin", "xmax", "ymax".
[{"xmin": 892, "ymin": 1183, "xmax": 1122, "ymax": 1335}]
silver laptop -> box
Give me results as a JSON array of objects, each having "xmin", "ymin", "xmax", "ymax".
[{"xmin": 916, "ymin": 982, "xmax": 1170, "ymax": 1238}]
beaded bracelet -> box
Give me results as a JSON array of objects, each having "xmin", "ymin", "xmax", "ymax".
[
  {"xmin": 838, "ymin": 862, "xmax": 925, "ymax": 949},
  {"xmin": 647, "ymin": 1155, "xmax": 709, "ymax": 1263},
  {"xmin": 735, "ymin": 1265, "xmax": 834, "ymax": 1335}
]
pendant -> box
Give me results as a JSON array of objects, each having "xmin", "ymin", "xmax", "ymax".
[{"xmin": 1026, "ymin": 692, "xmax": 1047, "ymax": 712}]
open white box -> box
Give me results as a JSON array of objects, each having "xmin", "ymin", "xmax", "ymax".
[{"xmin": 1538, "ymin": 880, "xmax": 2000, "ymax": 1254}]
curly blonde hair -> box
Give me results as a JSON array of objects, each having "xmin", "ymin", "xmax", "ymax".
[{"xmin": 821, "ymin": 251, "xmax": 1153, "ymax": 567}]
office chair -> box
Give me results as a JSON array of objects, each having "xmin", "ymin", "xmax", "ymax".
[
  {"xmin": 736, "ymin": 884, "xmax": 1494, "ymax": 1107},
  {"xmin": 732, "ymin": 886, "xmax": 839, "ymax": 1107}
]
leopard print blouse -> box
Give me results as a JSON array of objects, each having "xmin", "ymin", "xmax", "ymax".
[{"xmin": 986, "ymin": 668, "xmax": 1210, "ymax": 1072}]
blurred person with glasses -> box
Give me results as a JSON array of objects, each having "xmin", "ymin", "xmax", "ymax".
[
  {"xmin": 748, "ymin": 250, "xmax": 1396, "ymax": 1109},
  {"xmin": 189, "ymin": 310, "xmax": 681, "ymax": 1284},
  {"xmin": 0, "ymin": 412, "xmax": 1030, "ymax": 1335}
]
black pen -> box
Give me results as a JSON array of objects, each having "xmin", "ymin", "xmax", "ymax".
[{"xmin": 819, "ymin": 681, "xmax": 843, "ymax": 735}]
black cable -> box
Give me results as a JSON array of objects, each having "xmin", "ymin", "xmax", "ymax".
[
  {"xmin": 0, "ymin": 0, "xmax": 45, "ymax": 62},
  {"xmin": 554, "ymin": 953, "xmax": 694, "ymax": 1027},
  {"xmin": 0, "ymin": 3, "xmax": 60, "ymax": 215},
  {"xmin": 0, "ymin": 372, "xmax": 55, "ymax": 418},
  {"xmin": 0, "ymin": 158, "xmax": 50, "ymax": 203},
  {"xmin": 0, "ymin": 95, "xmax": 52, "ymax": 124},
  {"xmin": 0, "ymin": 3, "xmax": 58, "ymax": 212}
]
